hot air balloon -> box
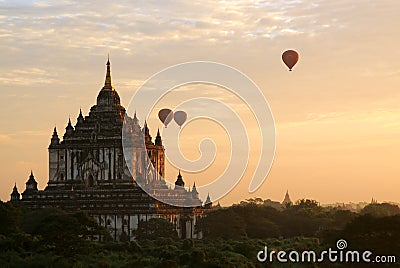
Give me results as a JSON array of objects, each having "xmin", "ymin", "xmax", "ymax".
[
  {"xmin": 174, "ymin": 111, "xmax": 187, "ymax": 128},
  {"xmin": 158, "ymin": 108, "xmax": 174, "ymax": 127},
  {"xmin": 282, "ymin": 50, "xmax": 299, "ymax": 71}
]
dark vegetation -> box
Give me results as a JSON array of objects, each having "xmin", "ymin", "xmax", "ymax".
[{"xmin": 0, "ymin": 199, "xmax": 399, "ymax": 267}]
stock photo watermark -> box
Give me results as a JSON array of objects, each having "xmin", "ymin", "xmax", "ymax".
[
  {"xmin": 257, "ymin": 239, "xmax": 397, "ymax": 264},
  {"xmin": 122, "ymin": 61, "xmax": 276, "ymax": 207}
]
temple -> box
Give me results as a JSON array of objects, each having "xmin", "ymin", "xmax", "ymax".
[
  {"xmin": 10, "ymin": 58, "xmax": 212, "ymax": 240},
  {"xmin": 282, "ymin": 190, "xmax": 292, "ymax": 206}
]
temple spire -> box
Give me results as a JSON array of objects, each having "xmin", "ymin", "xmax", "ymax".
[
  {"xmin": 282, "ymin": 190, "xmax": 292, "ymax": 205},
  {"xmin": 175, "ymin": 170, "xmax": 184, "ymax": 188},
  {"xmin": 155, "ymin": 128, "xmax": 162, "ymax": 146},
  {"xmin": 65, "ymin": 117, "xmax": 74, "ymax": 136},
  {"xmin": 26, "ymin": 170, "xmax": 38, "ymax": 191},
  {"xmin": 77, "ymin": 108, "xmax": 84, "ymax": 124},
  {"xmin": 50, "ymin": 126, "xmax": 60, "ymax": 146},
  {"xmin": 10, "ymin": 182, "xmax": 20, "ymax": 201},
  {"xmin": 143, "ymin": 120, "xmax": 152, "ymax": 144},
  {"xmin": 204, "ymin": 193, "xmax": 212, "ymax": 208},
  {"xmin": 191, "ymin": 181, "xmax": 199, "ymax": 199},
  {"xmin": 103, "ymin": 56, "xmax": 112, "ymax": 90}
]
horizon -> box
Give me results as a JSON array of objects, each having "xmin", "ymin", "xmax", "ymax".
[{"xmin": 1, "ymin": 1, "xmax": 400, "ymax": 206}]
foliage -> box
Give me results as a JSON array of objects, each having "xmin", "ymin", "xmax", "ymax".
[
  {"xmin": 196, "ymin": 208, "xmax": 247, "ymax": 239},
  {"xmin": 134, "ymin": 217, "xmax": 178, "ymax": 240},
  {"xmin": 361, "ymin": 203, "xmax": 400, "ymax": 217},
  {"xmin": 340, "ymin": 214, "xmax": 400, "ymax": 255},
  {"xmin": 23, "ymin": 208, "xmax": 106, "ymax": 255},
  {"xmin": 0, "ymin": 200, "xmax": 399, "ymax": 267},
  {"xmin": 197, "ymin": 199, "xmax": 342, "ymax": 239},
  {"xmin": 0, "ymin": 201, "xmax": 21, "ymax": 235}
]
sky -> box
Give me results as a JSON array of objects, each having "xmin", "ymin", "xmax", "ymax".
[{"xmin": 1, "ymin": 0, "xmax": 400, "ymax": 205}]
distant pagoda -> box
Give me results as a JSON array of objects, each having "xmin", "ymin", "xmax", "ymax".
[{"xmin": 282, "ymin": 190, "xmax": 292, "ymax": 205}]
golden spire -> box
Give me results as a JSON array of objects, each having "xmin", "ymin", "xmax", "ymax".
[{"xmin": 104, "ymin": 55, "xmax": 112, "ymax": 90}]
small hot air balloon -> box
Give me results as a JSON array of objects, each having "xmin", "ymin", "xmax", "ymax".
[
  {"xmin": 174, "ymin": 111, "xmax": 187, "ymax": 128},
  {"xmin": 158, "ymin": 108, "xmax": 174, "ymax": 127},
  {"xmin": 282, "ymin": 50, "xmax": 299, "ymax": 71}
]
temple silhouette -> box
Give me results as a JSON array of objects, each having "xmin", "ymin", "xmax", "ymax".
[{"xmin": 10, "ymin": 58, "xmax": 212, "ymax": 240}]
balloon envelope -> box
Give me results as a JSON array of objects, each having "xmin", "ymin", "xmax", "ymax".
[
  {"xmin": 282, "ymin": 50, "xmax": 299, "ymax": 71},
  {"xmin": 158, "ymin": 109, "xmax": 174, "ymax": 127},
  {"xmin": 174, "ymin": 111, "xmax": 187, "ymax": 127}
]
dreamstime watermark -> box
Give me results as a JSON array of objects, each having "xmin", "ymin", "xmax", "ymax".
[
  {"xmin": 122, "ymin": 61, "xmax": 276, "ymax": 207},
  {"xmin": 257, "ymin": 239, "xmax": 397, "ymax": 264}
]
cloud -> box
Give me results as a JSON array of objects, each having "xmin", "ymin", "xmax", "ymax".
[
  {"xmin": 113, "ymin": 79, "xmax": 145, "ymax": 91},
  {"xmin": 0, "ymin": 134, "xmax": 12, "ymax": 144},
  {"xmin": 0, "ymin": 68, "xmax": 59, "ymax": 86},
  {"xmin": 19, "ymin": 130, "xmax": 49, "ymax": 136},
  {"xmin": 0, "ymin": 0, "xmax": 353, "ymax": 56},
  {"xmin": 0, "ymin": 0, "xmax": 399, "ymax": 205},
  {"xmin": 0, "ymin": 130, "xmax": 49, "ymax": 145},
  {"xmin": 279, "ymin": 108, "xmax": 400, "ymax": 129}
]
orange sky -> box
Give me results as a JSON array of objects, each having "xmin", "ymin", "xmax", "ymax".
[{"xmin": 1, "ymin": 1, "xmax": 399, "ymax": 205}]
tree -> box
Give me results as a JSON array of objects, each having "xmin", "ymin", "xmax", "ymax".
[
  {"xmin": 292, "ymin": 199, "xmax": 320, "ymax": 211},
  {"xmin": 341, "ymin": 215, "xmax": 400, "ymax": 254},
  {"xmin": 196, "ymin": 208, "xmax": 247, "ymax": 239},
  {"xmin": 0, "ymin": 202, "xmax": 21, "ymax": 235},
  {"xmin": 134, "ymin": 218, "xmax": 178, "ymax": 240},
  {"xmin": 21, "ymin": 208, "xmax": 106, "ymax": 254},
  {"xmin": 361, "ymin": 203, "xmax": 400, "ymax": 217},
  {"xmin": 232, "ymin": 204, "xmax": 281, "ymax": 238}
]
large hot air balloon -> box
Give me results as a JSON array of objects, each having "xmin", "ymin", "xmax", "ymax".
[
  {"xmin": 158, "ymin": 108, "xmax": 174, "ymax": 127},
  {"xmin": 282, "ymin": 50, "xmax": 299, "ymax": 71},
  {"xmin": 174, "ymin": 111, "xmax": 187, "ymax": 128}
]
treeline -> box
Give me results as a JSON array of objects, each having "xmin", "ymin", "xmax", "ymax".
[
  {"xmin": 0, "ymin": 202, "xmax": 107, "ymax": 255},
  {"xmin": 197, "ymin": 199, "xmax": 400, "ymax": 255},
  {"xmin": 0, "ymin": 199, "xmax": 399, "ymax": 267}
]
